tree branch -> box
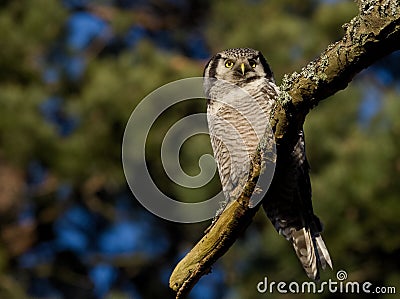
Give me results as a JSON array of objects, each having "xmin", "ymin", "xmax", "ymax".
[
  {"xmin": 169, "ymin": 1, "xmax": 400, "ymax": 297},
  {"xmin": 275, "ymin": 0, "xmax": 400, "ymax": 144},
  {"xmin": 170, "ymin": 153, "xmax": 263, "ymax": 298}
]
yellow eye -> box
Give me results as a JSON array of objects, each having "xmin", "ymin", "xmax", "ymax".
[
  {"xmin": 225, "ymin": 60, "xmax": 234, "ymax": 68},
  {"xmin": 249, "ymin": 59, "xmax": 257, "ymax": 68}
]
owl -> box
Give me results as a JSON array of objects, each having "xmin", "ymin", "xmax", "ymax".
[{"xmin": 203, "ymin": 48, "xmax": 332, "ymax": 280}]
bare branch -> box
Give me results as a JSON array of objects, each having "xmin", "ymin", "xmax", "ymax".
[
  {"xmin": 170, "ymin": 1, "xmax": 400, "ymax": 297},
  {"xmin": 275, "ymin": 0, "xmax": 400, "ymax": 144},
  {"xmin": 170, "ymin": 136, "xmax": 270, "ymax": 298}
]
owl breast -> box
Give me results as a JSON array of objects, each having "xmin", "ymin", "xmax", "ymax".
[{"xmin": 207, "ymin": 78, "xmax": 278, "ymax": 209}]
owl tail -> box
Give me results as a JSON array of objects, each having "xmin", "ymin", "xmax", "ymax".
[{"xmin": 290, "ymin": 228, "xmax": 333, "ymax": 280}]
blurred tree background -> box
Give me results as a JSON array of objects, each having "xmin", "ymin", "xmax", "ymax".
[{"xmin": 0, "ymin": 0, "xmax": 399, "ymax": 298}]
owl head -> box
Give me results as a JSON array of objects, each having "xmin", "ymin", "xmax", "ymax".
[{"xmin": 203, "ymin": 48, "xmax": 274, "ymax": 84}]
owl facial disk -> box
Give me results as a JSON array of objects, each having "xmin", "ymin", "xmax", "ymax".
[
  {"xmin": 224, "ymin": 59, "xmax": 251, "ymax": 76},
  {"xmin": 229, "ymin": 58, "xmax": 256, "ymax": 78},
  {"xmin": 203, "ymin": 48, "xmax": 275, "ymax": 87}
]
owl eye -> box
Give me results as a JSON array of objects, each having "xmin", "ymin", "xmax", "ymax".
[
  {"xmin": 225, "ymin": 60, "xmax": 234, "ymax": 68},
  {"xmin": 248, "ymin": 59, "xmax": 257, "ymax": 68}
]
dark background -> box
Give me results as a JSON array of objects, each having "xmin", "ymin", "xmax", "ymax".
[{"xmin": 0, "ymin": 0, "xmax": 399, "ymax": 298}]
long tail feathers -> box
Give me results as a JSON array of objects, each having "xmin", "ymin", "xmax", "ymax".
[
  {"xmin": 290, "ymin": 228, "xmax": 332, "ymax": 280},
  {"xmin": 290, "ymin": 228, "xmax": 318, "ymax": 280},
  {"xmin": 315, "ymin": 235, "xmax": 333, "ymax": 270}
]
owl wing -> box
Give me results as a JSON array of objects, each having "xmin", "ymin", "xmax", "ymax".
[{"xmin": 263, "ymin": 130, "xmax": 332, "ymax": 279}]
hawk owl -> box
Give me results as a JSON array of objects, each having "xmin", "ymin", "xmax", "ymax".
[{"xmin": 203, "ymin": 48, "xmax": 332, "ymax": 280}]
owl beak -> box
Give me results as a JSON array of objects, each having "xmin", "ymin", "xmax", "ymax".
[{"xmin": 240, "ymin": 63, "xmax": 245, "ymax": 75}]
